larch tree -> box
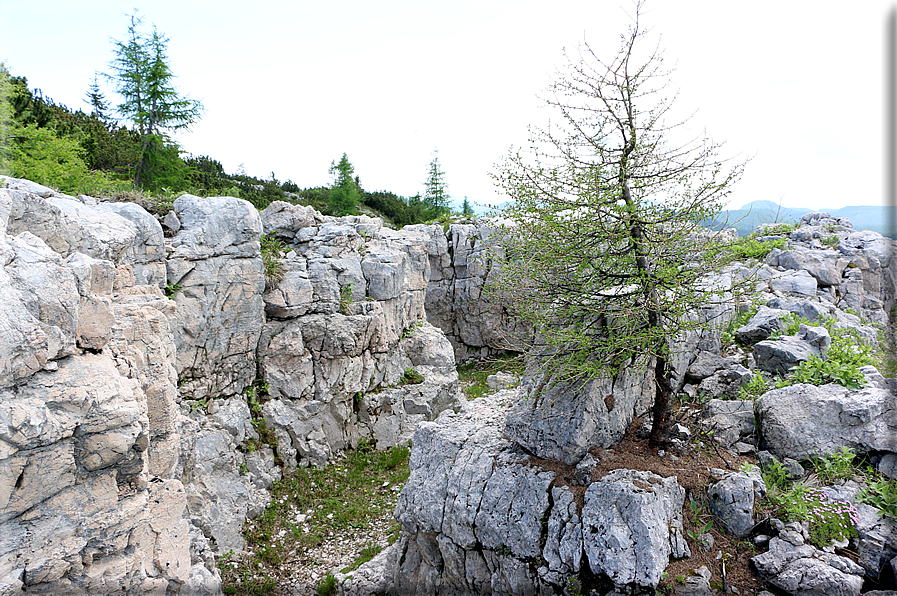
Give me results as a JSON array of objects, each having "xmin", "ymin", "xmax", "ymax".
[
  {"xmin": 328, "ymin": 153, "xmax": 359, "ymax": 216},
  {"xmin": 489, "ymin": 0, "xmax": 746, "ymax": 446},
  {"xmin": 106, "ymin": 11, "xmax": 203, "ymax": 187}
]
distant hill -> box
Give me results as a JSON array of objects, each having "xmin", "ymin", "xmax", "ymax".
[{"xmin": 708, "ymin": 200, "xmax": 895, "ymax": 239}]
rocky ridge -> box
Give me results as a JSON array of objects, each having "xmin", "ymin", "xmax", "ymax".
[
  {"xmin": 1, "ymin": 177, "xmax": 895, "ymax": 596},
  {"xmin": 0, "ymin": 181, "xmax": 468, "ymax": 594},
  {"xmin": 338, "ymin": 211, "xmax": 897, "ymax": 595}
]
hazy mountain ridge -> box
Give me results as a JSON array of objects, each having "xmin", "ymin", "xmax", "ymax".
[{"xmin": 710, "ymin": 200, "xmax": 895, "ymax": 238}]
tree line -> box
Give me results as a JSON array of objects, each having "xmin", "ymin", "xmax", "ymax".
[{"xmin": 0, "ymin": 12, "xmax": 466, "ymax": 226}]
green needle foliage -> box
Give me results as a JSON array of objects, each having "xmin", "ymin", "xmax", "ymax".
[
  {"xmin": 106, "ymin": 11, "xmax": 203, "ymax": 188},
  {"xmin": 488, "ymin": 0, "xmax": 747, "ymax": 445},
  {"xmin": 328, "ymin": 153, "xmax": 359, "ymax": 216}
]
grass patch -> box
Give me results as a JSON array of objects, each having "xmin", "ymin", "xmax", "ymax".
[
  {"xmin": 457, "ymin": 353, "xmax": 524, "ymax": 400},
  {"xmin": 260, "ymin": 234, "xmax": 286, "ymax": 289},
  {"xmin": 221, "ymin": 439, "xmax": 410, "ymax": 594}
]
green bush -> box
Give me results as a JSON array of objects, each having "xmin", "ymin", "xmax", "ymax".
[
  {"xmin": 729, "ymin": 236, "xmax": 788, "ymax": 260},
  {"xmin": 810, "ymin": 447, "xmax": 857, "ymax": 483},
  {"xmin": 775, "ymin": 325, "xmax": 873, "ymax": 390}
]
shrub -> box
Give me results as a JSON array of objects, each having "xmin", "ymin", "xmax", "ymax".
[
  {"xmin": 729, "ymin": 236, "xmax": 789, "ymax": 260},
  {"xmin": 810, "ymin": 447, "xmax": 856, "ymax": 483}
]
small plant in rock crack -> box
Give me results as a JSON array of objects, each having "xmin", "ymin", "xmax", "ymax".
[
  {"xmin": 164, "ymin": 283, "xmax": 182, "ymax": 298},
  {"xmin": 339, "ymin": 282, "xmax": 354, "ymax": 314},
  {"xmin": 777, "ymin": 485, "xmax": 858, "ymax": 547},
  {"xmin": 400, "ymin": 367, "xmax": 424, "ymax": 385}
]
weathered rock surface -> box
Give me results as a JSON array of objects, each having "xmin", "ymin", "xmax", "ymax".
[
  {"xmin": 414, "ymin": 222, "xmax": 532, "ymax": 359},
  {"xmin": 362, "ymin": 390, "xmax": 689, "ymax": 595},
  {"xmin": 757, "ymin": 383, "xmax": 897, "ymax": 460},
  {"xmin": 166, "ymin": 194, "xmax": 266, "ymax": 401},
  {"xmin": 707, "ymin": 466, "xmax": 766, "ymax": 537},
  {"xmin": 751, "ymin": 536, "xmax": 865, "ymax": 596},
  {"xmin": 504, "ymin": 360, "xmax": 655, "ymax": 465}
]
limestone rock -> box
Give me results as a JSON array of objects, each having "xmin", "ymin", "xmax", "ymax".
[
  {"xmin": 94, "ymin": 201, "xmax": 166, "ymax": 287},
  {"xmin": 385, "ymin": 391, "xmax": 690, "ymax": 594},
  {"xmin": 581, "ymin": 469, "xmax": 690, "ymax": 587},
  {"xmin": 259, "ymin": 201, "xmax": 316, "ymax": 240},
  {"xmin": 166, "ymin": 194, "xmax": 265, "ymax": 400},
  {"xmin": 757, "ymin": 383, "xmax": 897, "ymax": 460},
  {"xmin": 701, "ymin": 400, "xmax": 756, "ymax": 447},
  {"xmin": 751, "ymin": 536, "xmax": 864, "ymax": 596},
  {"xmin": 504, "ymin": 361, "xmax": 654, "ymax": 465},
  {"xmin": 753, "ymin": 336, "xmax": 820, "ymax": 376},
  {"xmin": 734, "ymin": 306, "xmax": 789, "ymax": 344},
  {"xmin": 707, "ymin": 466, "xmax": 766, "ymax": 537},
  {"xmin": 7, "ymin": 191, "xmax": 138, "ymax": 262}
]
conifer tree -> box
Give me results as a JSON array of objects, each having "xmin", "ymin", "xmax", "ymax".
[
  {"xmin": 106, "ymin": 11, "xmax": 203, "ymax": 187},
  {"xmin": 423, "ymin": 150, "xmax": 450, "ymax": 217},
  {"xmin": 328, "ymin": 153, "xmax": 359, "ymax": 216},
  {"xmin": 489, "ymin": 0, "xmax": 746, "ymax": 445}
]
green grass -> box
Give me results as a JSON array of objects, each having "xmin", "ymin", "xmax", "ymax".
[
  {"xmin": 221, "ymin": 439, "xmax": 410, "ymax": 594},
  {"xmin": 457, "ymin": 354, "xmax": 524, "ymax": 400},
  {"xmin": 260, "ymin": 234, "xmax": 286, "ymax": 288}
]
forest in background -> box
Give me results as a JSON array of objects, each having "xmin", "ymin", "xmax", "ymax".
[{"xmin": 0, "ymin": 11, "xmax": 463, "ymax": 227}]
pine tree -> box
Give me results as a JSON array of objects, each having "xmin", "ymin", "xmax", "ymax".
[
  {"xmin": 85, "ymin": 73, "xmax": 111, "ymax": 124},
  {"xmin": 462, "ymin": 196, "xmax": 473, "ymax": 218}
]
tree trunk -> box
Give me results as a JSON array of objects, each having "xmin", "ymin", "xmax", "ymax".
[{"xmin": 649, "ymin": 354, "xmax": 673, "ymax": 447}]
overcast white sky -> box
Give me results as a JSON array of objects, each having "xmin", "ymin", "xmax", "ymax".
[{"xmin": 1, "ymin": 1, "xmax": 893, "ymax": 211}]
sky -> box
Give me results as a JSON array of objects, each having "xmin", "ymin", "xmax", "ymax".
[{"xmin": 0, "ymin": 1, "xmax": 894, "ymax": 212}]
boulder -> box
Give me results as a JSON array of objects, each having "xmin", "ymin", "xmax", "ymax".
[
  {"xmin": 751, "ymin": 536, "xmax": 864, "ymax": 596},
  {"xmin": 735, "ymin": 306, "xmax": 790, "ymax": 344},
  {"xmin": 753, "ymin": 336, "xmax": 820, "ymax": 376},
  {"xmin": 757, "ymin": 383, "xmax": 897, "ymax": 460},
  {"xmin": 707, "ymin": 466, "xmax": 766, "ymax": 537},
  {"xmin": 504, "ymin": 360, "xmax": 654, "ymax": 465}
]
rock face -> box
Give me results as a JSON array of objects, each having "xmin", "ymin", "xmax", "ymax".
[
  {"xmin": 504, "ymin": 360, "xmax": 655, "ymax": 465},
  {"xmin": 381, "ymin": 391, "xmax": 689, "ymax": 595},
  {"xmin": 0, "ymin": 180, "xmax": 466, "ymax": 595},
  {"xmin": 0, "ymin": 181, "xmax": 198, "ymax": 593},
  {"xmin": 257, "ymin": 205, "xmax": 463, "ymax": 469},
  {"xmin": 414, "ymin": 222, "xmax": 532, "ymax": 360},
  {"xmin": 166, "ymin": 194, "xmax": 266, "ymax": 400}
]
